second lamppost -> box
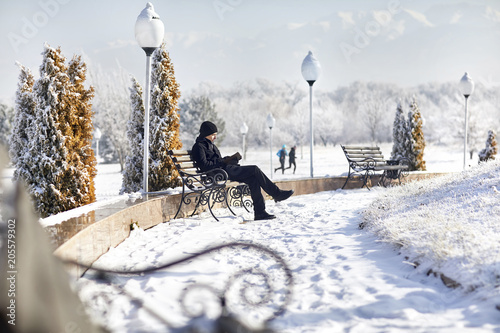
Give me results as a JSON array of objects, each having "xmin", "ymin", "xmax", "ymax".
[
  {"xmin": 135, "ymin": 3, "xmax": 164, "ymax": 193},
  {"xmin": 301, "ymin": 51, "xmax": 321, "ymax": 178},
  {"xmin": 240, "ymin": 122, "xmax": 248, "ymax": 160},
  {"xmin": 459, "ymin": 72, "xmax": 474, "ymax": 170},
  {"xmin": 266, "ymin": 114, "xmax": 275, "ymax": 178},
  {"xmin": 94, "ymin": 127, "xmax": 102, "ymax": 163}
]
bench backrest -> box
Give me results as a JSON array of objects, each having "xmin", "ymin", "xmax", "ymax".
[
  {"xmin": 342, "ymin": 146, "xmax": 385, "ymax": 161},
  {"xmin": 168, "ymin": 149, "xmax": 198, "ymax": 176}
]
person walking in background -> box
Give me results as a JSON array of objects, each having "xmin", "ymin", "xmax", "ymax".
[
  {"xmin": 274, "ymin": 144, "xmax": 288, "ymax": 174},
  {"xmin": 191, "ymin": 121, "xmax": 294, "ymax": 221},
  {"xmin": 285, "ymin": 145, "xmax": 297, "ymax": 174}
]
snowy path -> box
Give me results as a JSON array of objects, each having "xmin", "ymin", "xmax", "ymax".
[{"xmin": 81, "ymin": 189, "xmax": 500, "ymax": 332}]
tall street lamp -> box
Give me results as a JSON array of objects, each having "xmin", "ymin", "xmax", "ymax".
[
  {"xmin": 266, "ymin": 113, "xmax": 275, "ymax": 178},
  {"xmin": 94, "ymin": 127, "xmax": 102, "ymax": 163},
  {"xmin": 301, "ymin": 51, "xmax": 321, "ymax": 178},
  {"xmin": 459, "ymin": 72, "xmax": 474, "ymax": 170},
  {"xmin": 135, "ymin": 2, "xmax": 164, "ymax": 193},
  {"xmin": 240, "ymin": 122, "xmax": 248, "ymax": 160}
]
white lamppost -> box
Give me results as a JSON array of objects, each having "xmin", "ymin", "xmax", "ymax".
[
  {"xmin": 94, "ymin": 127, "xmax": 102, "ymax": 162},
  {"xmin": 135, "ymin": 2, "xmax": 164, "ymax": 193},
  {"xmin": 459, "ymin": 72, "xmax": 474, "ymax": 170},
  {"xmin": 240, "ymin": 122, "xmax": 248, "ymax": 160},
  {"xmin": 266, "ymin": 113, "xmax": 275, "ymax": 178},
  {"xmin": 301, "ymin": 51, "xmax": 321, "ymax": 178}
]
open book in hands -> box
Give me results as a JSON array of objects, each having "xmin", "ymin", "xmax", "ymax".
[{"xmin": 222, "ymin": 152, "xmax": 242, "ymax": 165}]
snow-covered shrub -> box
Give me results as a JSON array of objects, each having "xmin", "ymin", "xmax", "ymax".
[
  {"xmin": 407, "ymin": 97, "xmax": 426, "ymax": 171},
  {"xmin": 148, "ymin": 43, "xmax": 182, "ymax": 191},
  {"xmin": 179, "ymin": 94, "xmax": 226, "ymax": 144},
  {"xmin": 9, "ymin": 63, "xmax": 35, "ymax": 181},
  {"xmin": 0, "ymin": 103, "xmax": 14, "ymax": 147},
  {"xmin": 478, "ymin": 130, "xmax": 497, "ymax": 163},
  {"xmin": 121, "ymin": 77, "xmax": 144, "ymax": 194},
  {"xmin": 390, "ymin": 101, "xmax": 407, "ymax": 161}
]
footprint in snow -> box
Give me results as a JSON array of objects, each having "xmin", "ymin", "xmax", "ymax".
[
  {"xmin": 336, "ymin": 254, "xmax": 348, "ymax": 261},
  {"xmin": 328, "ymin": 269, "xmax": 342, "ymax": 280},
  {"xmin": 311, "ymin": 273, "xmax": 321, "ymax": 282},
  {"xmin": 287, "ymin": 202, "xmax": 306, "ymax": 208}
]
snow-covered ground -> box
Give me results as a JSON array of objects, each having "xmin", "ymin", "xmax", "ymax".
[{"xmin": 67, "ymin": 144, "xmax": 500, "ymax": 332}]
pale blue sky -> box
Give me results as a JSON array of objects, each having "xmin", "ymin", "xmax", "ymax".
[{"xmin": 1, "ymin": 0, "xmax": 499, "ymax": 101}]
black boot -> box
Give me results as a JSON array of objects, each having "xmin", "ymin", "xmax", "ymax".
[
  {"xmin": 254, "ymin": 211, "xmax": 276, "ymax": 221},
  {"xmin": 274, "ymin": 189, "xmax": 294, "ymax": 202}
]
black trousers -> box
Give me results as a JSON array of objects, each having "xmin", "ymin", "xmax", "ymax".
[
  {"xmin": 286, "ymin": 159, "xmax": 296, "ymax": 173},
  {"xmin": 225, "ymin": 165, "xmax": 280, "ymax": 214}
]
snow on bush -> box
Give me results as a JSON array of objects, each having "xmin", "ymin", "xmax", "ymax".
[{"xmin": 362, "ymin": 160, "xmax": 500, "ymax": 294}]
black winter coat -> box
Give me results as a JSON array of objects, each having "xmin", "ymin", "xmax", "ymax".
[{"xmin": 191, "ymin": 136, "xmax": 225, "ymax": 172}]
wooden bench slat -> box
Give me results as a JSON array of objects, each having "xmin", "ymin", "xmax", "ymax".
[
  {"xmin": 374, "ymin": 165, "xmax": 409, "ymax": 171},
  {"xmin": 343, "ymin": 147, "xmax": 381, "ymax": 150},
  {"xmin": 343, "ymin": 146, "xmax": 381, "ymax": 150},
  {"xmin": 344, "ymin": 149, "xmax": 382, "ymax": 152},
  {"xmin": 170, "ymin": 149, "xmax": 190, "ymax": 155},
  {"xmin": 174, "ymin": 156, "xmax": 192, "ymax": 163},
  {"xmin": 177, "ymin": 162, "xmax": 196, "ymax": 169},
  {"xmin": 347, "ymin": 155, "xmax": 384, "ymax": 159}
]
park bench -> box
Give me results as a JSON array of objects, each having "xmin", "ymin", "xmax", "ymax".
[
  {"xmin": 341, "ymin": 145, "xmax": 409, "ymax": 190},
  {"xmin": 168, "ymin": 149, "xmax": 252, "ymax": 221}
]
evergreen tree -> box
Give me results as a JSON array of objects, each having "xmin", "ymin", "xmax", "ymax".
[
  {"xmin": 147, "ymin": 44, "xmax": 182, "ymax": 191},
  {"xmin": 390, "ymin": 101, "xmax": 407, "ymax": 161},
  {"xmin": 121, "ymin": 76, "xmax": 145, "ymax": 194},
  {"xmin": 179, "ymin": 94, "xmax": 226, "ymax": 143},
  {"xmin": 407, "ymin": 97, "xmax": 426, "ymax": 171},
  {"xmin": 0, "ymin": 103, "xmax": 14, "ymax": 147},
  {"xmin": 9, "ymin": 64, "xmax": 35, "ymax": 182},
  {"xmin": 64, "ymin": 55, "xmax": 97, "ymax": 206},
  {"xmin": 20, "ymin": 44, "xmax": 96, "ymax": 217},
  {"xmin": 478, "ymin": 130, "xmax": 497, "ymax": 163},
  {"xmin": 27, "ymin": 45, "xmax": 71, "ymax": 216}
]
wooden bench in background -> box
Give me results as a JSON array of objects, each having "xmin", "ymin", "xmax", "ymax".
[
  {"xmin": 168, "ymin": 150, "xmax": 252, "ymax": 221},
  {"xmin": 341, "ymin": 145, "xmax": 409, "ymax": 190}
]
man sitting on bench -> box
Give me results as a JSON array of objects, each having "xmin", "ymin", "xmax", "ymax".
[{"xmin": 191, "ymin": 121, "xmax": 294, "ymax": 221}]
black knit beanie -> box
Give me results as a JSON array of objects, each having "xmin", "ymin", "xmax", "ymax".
[{"xmin": 199, "ymin": 121, "xmax": 218, "ymax": 138}]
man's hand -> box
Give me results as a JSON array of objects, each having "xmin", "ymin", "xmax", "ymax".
[
  {"xmin": 223, "ymin": 152, "xmax": 242, "ymax": 165},
  {"xmin": 233, "ymin": 152, "xmax": 242, "ymax": 161}
]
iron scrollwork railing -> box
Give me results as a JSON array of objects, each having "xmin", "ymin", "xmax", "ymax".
[
  {"xmin": 227, "ymin": 185, "xmax": 252, "ymax": 213},
  {"xmin": 71, "ymin": 242, "xmax": 293, "ymax": 332},
  {"xmin": 346, "ymin": 157, "xmax": 378, "ymax": 189},
  {"xmin": 378, "ymin": 157, "xmax": 411, "ymax": 187},
  {"xmin": 177, "ymin": 168, "xmax": 231, "ymax": 220}
]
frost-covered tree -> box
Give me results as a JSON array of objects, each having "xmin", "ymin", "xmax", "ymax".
[
  {"xmin": 0, "ymin": 103, "xmax": 14, "ymax": 148},
  {"xmin": 179, "ymin": 94, "xmax": 226, "ymax": 143},
  {"xmin": 478, "ymin": 130, "xmax": 497, "ymax": 163},
  {"xmin": 9, "ymin": 64, "xmax": 35, "ymax": 181},
  {"xmin": 407, "ymin": 97, "xmax": 426, "ymax": 171},
  {"xmin": 26, "ymin": 45, "xmax": 71, "ymax": 216},
  {"xmin": 89, "ymin": 63, "xmax": 130, "ymax": 170},
  {"xmin": 361, "ymin": 94, "xmax": 388, "ymax": 144},
  {"xmin": 390, "ymin": 101, "xmax": 407, "ymax": 161},
  {"xmin": 64, "ymin": 55, "xmax": 97, "ymax": 206},
  {"xmin": 20, "ymin": 45, "xmax": 96, "ymax": 217},
  {"xmin": 148, "ymin": 44, "xmax": 182, "ymax": 191},
  {"xmin": 121, "ymin": 76, "xmax": 144, "ymax": 194}
]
